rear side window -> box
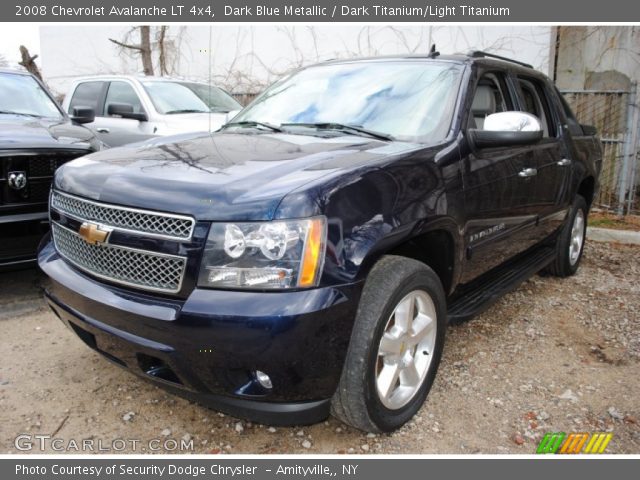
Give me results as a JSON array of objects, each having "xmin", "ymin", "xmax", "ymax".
[
  {"xmin": 517, "ymin": 77, "xmax": 556, "ymax": 137},
  {"xmin": 105, "ymin": 81, "xmax": 144, "ymax": 115},
  {"xmin": 68, "ymin": 81, "xmax": 104, "ymax": 115},
  {"xmin": 555, "ymin": 88, "xmax": 584, "ymax": 136}
]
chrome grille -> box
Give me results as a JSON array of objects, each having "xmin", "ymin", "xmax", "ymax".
[
  {"xmin": 51, "ymin": 191, "xmax": 194, "ymax": 240},
  {"xmin": 52, "ymin": 223, "xmax": 186, "ymax": 293}
]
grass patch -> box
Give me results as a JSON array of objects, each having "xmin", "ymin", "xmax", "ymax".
[{"xmin": 589, "ymin": 211, "xmax": 640, "ymax": 231}]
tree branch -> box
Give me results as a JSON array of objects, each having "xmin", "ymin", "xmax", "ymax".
[{"xmin": 108, "ymin": 38, "xmax": 143, "ymax": 52}]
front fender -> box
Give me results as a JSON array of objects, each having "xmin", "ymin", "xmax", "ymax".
[{"xmin": 353, "ymin": 216, "xmax": 463, "ymax": 292}]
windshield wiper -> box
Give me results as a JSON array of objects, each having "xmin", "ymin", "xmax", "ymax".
[
  {"xmin": 281, "ymin": 122, "xmax": 394, "ymax": 141},
  {"xmin": 165, "ymin": 109, "xmax": 208, "ymax": 114},
  {"xmin": 222, "ymin": 120, "xmax": 282, "ymax": 132},
  {"xmin": 0, "ymin": 110, "xmax": 42, "ymax": 118}
]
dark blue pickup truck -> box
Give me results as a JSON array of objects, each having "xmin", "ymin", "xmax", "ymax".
[{"xmin": 38, "ymin": 52, "xmax": 601, "ymax": 432}]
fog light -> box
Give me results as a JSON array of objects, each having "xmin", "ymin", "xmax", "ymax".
[{"xmin": 255, "ymin": 370, "xmax": 272, "ymax": 389}]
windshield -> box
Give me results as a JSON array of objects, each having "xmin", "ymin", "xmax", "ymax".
[
  {"xmin": 182, "ymin": 82, "xmax": 241, "ymax": 112},
  {"xmin": 233, "ymin": 61, "xmax": 463, "ymax": 142},
  {"xmin": 142, "ymin": 81, "xmax": 240, "ymax": 114},
  {"xmin": 0, "ymin": 72, "xmax": 63, "ymax": 119}
]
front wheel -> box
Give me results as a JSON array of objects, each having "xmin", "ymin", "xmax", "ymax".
[
  {"xmin": 331, "ymin": 256, "xmax": 447, "ymax": 432},
  {"xmin": 545, "ymin": 195, "xmax": 588, "ymax": 277}
]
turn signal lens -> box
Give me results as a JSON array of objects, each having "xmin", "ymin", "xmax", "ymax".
[{"xmin": 298, "ymin": 218, "xmax": 326, "ymax": 287}]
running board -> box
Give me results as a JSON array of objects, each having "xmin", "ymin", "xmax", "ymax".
[{"xmin": 447, "ymin": 246, "xmax": 555, "ymax": 324}]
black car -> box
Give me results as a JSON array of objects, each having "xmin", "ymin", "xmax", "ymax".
[
  {"xmin": 38, "ymin": 52, "xmax": 601, "ymax": 432},
  {"xmin": 0, "ymin": 69, "xmax": 101, "ymax": 268}
]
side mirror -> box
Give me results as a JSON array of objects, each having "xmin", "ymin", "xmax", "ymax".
[
  {"xmin": 70, "ymin": 106, "xmax": 95, "ymax": 124},
  {"xmin": 107, "ymin": 103, "xmax": 148, "ymax": 121},
  {"xmin": 469, "ymin": 111, "xmax": 543, "ymax": 148}
]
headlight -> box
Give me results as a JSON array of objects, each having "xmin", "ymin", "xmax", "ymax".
[{"xmin": 197, "ymin": 217, "xmax": 327, "ymax": 290}]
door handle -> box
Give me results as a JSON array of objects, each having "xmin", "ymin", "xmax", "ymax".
[
  {"xmin": 557, "ymin": 158, "xmax": 572, "ymax": 167},
  {"xmin": 96, "ymin": 127, "xmax": 110, "ymax": 134},
  {"xmin": 518, "ymin": 168, "xmax": 537, "ymax": 178}
]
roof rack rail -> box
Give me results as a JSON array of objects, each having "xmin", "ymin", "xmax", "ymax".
[{"xmin": 467, "ymin": 50, "xmax": 533, "ymax": 69}]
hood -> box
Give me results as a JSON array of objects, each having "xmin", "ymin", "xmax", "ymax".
[
  {"xmin": 54, "ymin": 131, "xmax": 424, "ymax": 221},
  {"xmin": 0, "ymin": 114, "xmax": 97, "ymax": 151},
  {"xmin": 161, "ymin": 112, "xmax": 228, "ymax": 135}
]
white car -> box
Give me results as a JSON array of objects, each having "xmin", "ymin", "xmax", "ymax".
[{"xmin": 61, "ymin": 76, "xmax": 242, "ymax": 147}]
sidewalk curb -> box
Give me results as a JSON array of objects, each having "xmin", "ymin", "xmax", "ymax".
[{"xmin": 587, "ymin": 227, "xmax": 640, "ymax": 245}]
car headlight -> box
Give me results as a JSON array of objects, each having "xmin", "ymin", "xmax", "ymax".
[{"xmin": 197, "ymin": 217, "xmax": 327, "ymax": 290}]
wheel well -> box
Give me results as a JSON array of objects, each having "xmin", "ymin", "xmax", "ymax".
[
  {"xmin": 387, "ymin": 230, "xmax": 455, "ymax": 294},
  {"xmin": 578, "ymin": 176, "xmax": 595, "ymax": 209}
]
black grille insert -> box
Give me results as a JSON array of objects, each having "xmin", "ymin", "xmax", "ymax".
[{"xmin": 0, "ymin": 151, "xmax": 86, "ymax": 206}]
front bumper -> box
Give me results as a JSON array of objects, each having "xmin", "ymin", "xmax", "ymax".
[{"xmin": 38, "ymin": 239, "xmax": 362, "ymax": 425}]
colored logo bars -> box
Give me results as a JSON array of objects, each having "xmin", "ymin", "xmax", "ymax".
[{"xmin": 536, "ymin": 432, "xmax": 613, "ymax": 454}]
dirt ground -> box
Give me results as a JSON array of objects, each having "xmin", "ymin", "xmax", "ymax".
[{"xmin": 1, "ymin": 240, "xmax": 639, "ymax": 454}]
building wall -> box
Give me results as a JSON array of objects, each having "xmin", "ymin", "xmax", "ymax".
[
  {"xmin": 39, "ymin": 26, "xmax": 552, "ymax": 96},
  {"xmin": 554, "ymin": 26, "xmax": 640, "ymax": 214},
  {"xmin": 554, "ymin": 26, "xmax": 640, "ymax": 91}
]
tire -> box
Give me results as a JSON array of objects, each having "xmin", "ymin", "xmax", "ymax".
[
  {"xmin": 331, "ymin": 255, "xmax": 447, "ymax": 432},
  {"xmin": 545, "ymin": 195, "xmax": 588, "ymax": 277}
]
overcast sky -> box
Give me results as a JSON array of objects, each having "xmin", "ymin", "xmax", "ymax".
[{"xmin": 0, "ymin": 24, "xmax": 40, "ymax": 66}]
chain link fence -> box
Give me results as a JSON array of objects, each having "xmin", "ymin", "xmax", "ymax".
[{"xmin": 561, "ymin": 86, "xmax": 639, "ymax": 216}]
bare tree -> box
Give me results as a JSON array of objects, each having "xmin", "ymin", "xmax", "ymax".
[
  {"xmin": 18, "ymin": 46, "xmax": 43, "ymax": 81},
  {"xmin": 110, "ymin": 26, "xmax": 154, "ymax": 75},
  {"xmin": 109, "ymin": 26, "xmax": 184, "ymax": 77},
  {"xmin": 157, "ymin": 26, "xmax": 168, "ymax": 75},
  {"xmin": 205, "ymin": 26, "xmax": 552, "ymax": 99}
]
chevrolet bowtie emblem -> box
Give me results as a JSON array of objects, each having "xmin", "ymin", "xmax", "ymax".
[{"xmin": 78, "ymin": 222, "xmax": 111, "ymax": 245}]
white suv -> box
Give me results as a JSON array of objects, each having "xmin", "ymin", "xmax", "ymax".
[{"xmin": 62, "ymin": 76, "xmax": 242, "ymax": 147}]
